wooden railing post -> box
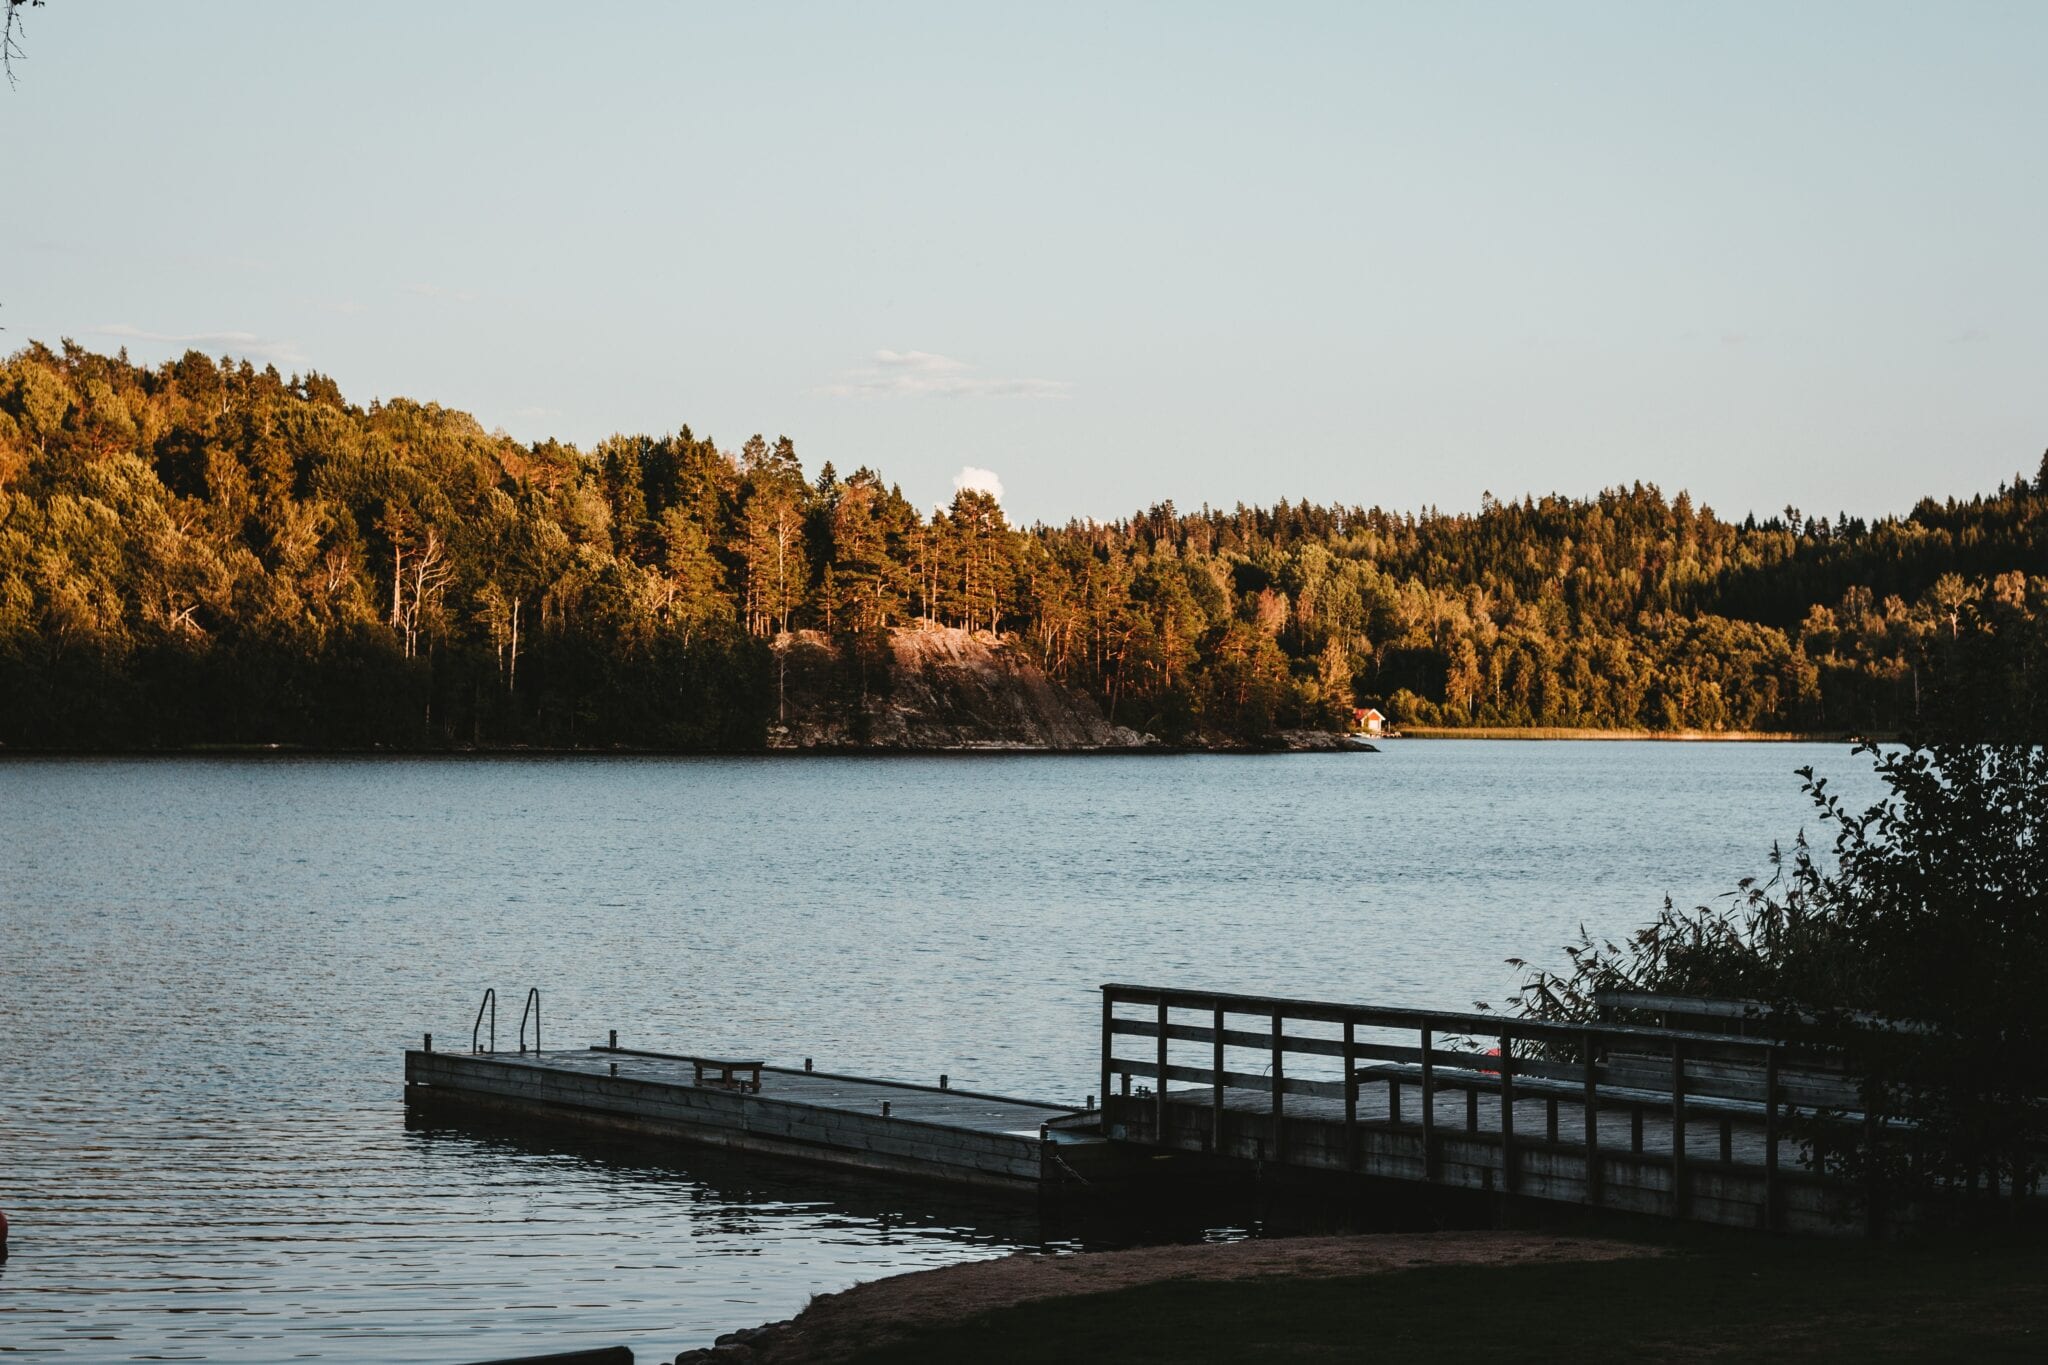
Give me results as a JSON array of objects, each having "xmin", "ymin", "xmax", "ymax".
[
  {"xmin": 1211, "ymin": 1003, "xmax": 1225, "ymax": 1151},
  {"xmin": 1270, "ymin": 1009, "xmax": 1285, "ymax": 1157},
  {"xmin": 1763, "ymin": 1043, "xmax": 1780, "ymax": 1233},
  {"xmin": 1582, "ymin": 1028, "xmax": 1603, "ymax": 1207},
  {"xmin": 1670, "ymin": 1037, "xmax": 1688, "ymax": 1218},
  {"xmin": 1099, "ymin": 988, "xmax": 1113, "ymax": 1131},
  {"xmin": 1499, "ymin": 1029, "xmax": 1517, "ymax": 1195},
  {"xmin": 1155, "ymin": 997, "xmax": 1169, "ymax": 1142},
  {"xmin": 1343, "ymin": 1017, "xmax": 1358, "ymax": 1170},
  {"xmin": 1420, "ymin": 1018, "xmax": 1438, "ymax": 1181},
  {"xmin": 1862, "ymin": 1071, "xmax": 1882, "ymax": 1239}
]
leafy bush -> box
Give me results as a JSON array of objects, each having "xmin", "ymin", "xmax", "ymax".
[{"xmin": 1511, "ymin": 741, "xmax": 2048, "ymax": 1206}]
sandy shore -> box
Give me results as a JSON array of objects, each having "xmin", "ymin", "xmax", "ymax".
[{"xmin": 675, "ymin": 1231, "xmax": 1657, "ymax": 1363}]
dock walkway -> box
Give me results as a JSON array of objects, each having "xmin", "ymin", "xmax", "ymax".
[{"xmin": 405, "ymin": 1043, "xmax": 1090, "ymax": 1192}]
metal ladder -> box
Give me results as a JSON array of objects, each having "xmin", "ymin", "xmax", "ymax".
[{"xmin": 470, "ymin": 987, "xmax": 542, "ymax": 1053}]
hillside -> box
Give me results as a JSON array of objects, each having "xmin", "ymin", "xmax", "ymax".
[{"xmin": 4, "ymin": 342, "xmax": 2046, "ymax": 750}]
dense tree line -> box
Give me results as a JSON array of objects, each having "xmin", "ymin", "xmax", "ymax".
[{"xmin": 2, "ymin": 341, "xmax": 2044, "ymax": 749}]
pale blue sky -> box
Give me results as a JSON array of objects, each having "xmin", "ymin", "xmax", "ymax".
[{"xmin": 6, "ymin": 3, "xmax": 2045, "ymax": 525}]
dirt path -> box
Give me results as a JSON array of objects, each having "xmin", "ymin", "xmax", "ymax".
[{"xmin": 676, "ymin": 1231, "xmax": 1657, "ymax": 1362}]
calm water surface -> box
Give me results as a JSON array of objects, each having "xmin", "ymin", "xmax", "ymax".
[{"xmin": 0, "ymin": 743, "xmax": 1881, "ymax": 1361}]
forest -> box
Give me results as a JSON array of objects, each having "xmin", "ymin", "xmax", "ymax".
[{"xmin": 1, "ymin": 340, "xmax": 2044, "ymax": 750}]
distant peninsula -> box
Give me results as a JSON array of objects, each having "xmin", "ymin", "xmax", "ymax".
[{"xmin": 1, "ymin": 342, "xmax": 2042, "ymax": 752}]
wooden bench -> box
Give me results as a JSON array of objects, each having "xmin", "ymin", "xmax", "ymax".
[{"xmin": 691, "ymin": 1056, "xmax": 764, "ymax": 1093}]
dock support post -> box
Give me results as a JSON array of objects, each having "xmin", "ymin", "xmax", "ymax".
[
  {"xmin": 1155, "ymin": 998, "xmax": 1169, "ymax": 1142},
  {"xmin": 1270, "ymin": 1010, "xmax": 1284, "ymax": 1159},
  {"xmin": 608, "ymin": 1029, "xmax": 617, "ymax": 1051},
  {"xmin": 1211, "ymin": 1004, "xmax": 1225, "ymax": 1153},
  {"xmin": 1420, "ymin": 1019, "xmax": 1438, "ymax": 1182},
  {"xmin": 1670, "ymin": 1038, "xmax": 1688, "ymax": 1218},
  {"xmin": 1100, "ymin": 989, "xmax": 1114, "ymax": 1136},
  {"xmin": 1582, "ymin": 1029, "xmax": 1602, "ymax": 1207},
  {"xmin": 1343, "ymin": 1018, "xmax": 1358, "ymax": 1170},
  {"xmin": 423, "ymin": 1032, "xmax": 432, "ymax": 1053},
  {"xmin": 1763, "ymin": 1044, "xmax": 1781, "ymax": 1233},
  {"xmin": 1499, "ymin": 1030, "xmax": 1517, "ymax": 1195}
]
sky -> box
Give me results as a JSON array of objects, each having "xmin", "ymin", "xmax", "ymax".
[{"xmin": 5, "ymin": 2, "xmax": 2046, "ymax": 527}]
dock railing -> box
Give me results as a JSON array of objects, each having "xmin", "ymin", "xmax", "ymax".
[
  {"xmin": 473, "ymin": 988, "xmax": 496, "ymax": 1054},
  {"xmin": 519, "ymin": 987, "xmax": 541, "ymax": 1054},
  {"xmin": 1098, "ymin": 982, "xmax": 1866, "ymax": 1226}
]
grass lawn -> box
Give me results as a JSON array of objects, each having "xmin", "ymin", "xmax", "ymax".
[{"xmin": 852, "ymin": 1238, "xmax": 2048, "ymax": 1362}]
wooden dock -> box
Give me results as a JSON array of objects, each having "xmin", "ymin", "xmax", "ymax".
[
  {"xmin": 1099, "ymin": 983, "xmax": 1882, "ymax": 1235},
  {"xmin": 404, "ymin": 1042, "xmax": 1100, "ymax": 1193},
  {"xmin": 404, "ymin": 983, "xmax": 1977, "ymax": 1231}
]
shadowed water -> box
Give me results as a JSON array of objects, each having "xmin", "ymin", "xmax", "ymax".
[{"xmin": 0, "ymin": 743, "xmax": 1881, "ymax": 1361}]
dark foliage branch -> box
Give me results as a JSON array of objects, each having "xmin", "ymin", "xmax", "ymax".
[
  {"xmin": 3, "ymin": 0, "xmax": 42, "ymax": 88},
  {"xmin": 1510, "ymin": 739, "xmax": 2048, "ymax": 1204}
]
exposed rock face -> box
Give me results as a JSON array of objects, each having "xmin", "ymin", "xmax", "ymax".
[{"xmin": 766, "ymin": 626, "xmax": 1151, "ymax": 751}]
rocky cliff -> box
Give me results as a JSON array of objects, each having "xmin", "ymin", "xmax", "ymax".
[{"xmin": 766, "ymin": 627, "xmax": 1151, "ymax": 751}]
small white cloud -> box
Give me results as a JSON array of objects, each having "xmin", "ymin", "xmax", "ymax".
[
  {"xmin": 89, "ymin": 323, "xmax": 308, "ymax": 367},
  {"xmin": 819, "ymin": 349, "xmax": 1071, "ymax": 399},
  {"xmin": 879, "ymin": 349, "xmax": 970, "ymax": 374},
  {"xmin": 953, "ymin": 465, "xmax": 1004, "ymax": 503}
]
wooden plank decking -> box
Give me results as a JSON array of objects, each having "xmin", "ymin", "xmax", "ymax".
[{"xmin": 404, "ymin": 1044, "xmax": 1090, "ymax": 1192}]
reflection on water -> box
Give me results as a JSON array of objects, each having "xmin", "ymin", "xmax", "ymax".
[{"xmin": 0, "ymin": 745, "xmax": 1880, "ymax": 1360}]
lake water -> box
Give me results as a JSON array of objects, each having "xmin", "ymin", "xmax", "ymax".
[{"xmin": 0, "ymin": 742, "xmax": 1884, "ymax": 1361}]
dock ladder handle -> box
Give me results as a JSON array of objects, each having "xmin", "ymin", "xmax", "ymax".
[
  {"xmin": 519, "ymin": 987, "xmax": 541, "ymax": 1054},
  {"xmin": 473, "ymin": 988, "xmax": 496, "ymax": 1053}
]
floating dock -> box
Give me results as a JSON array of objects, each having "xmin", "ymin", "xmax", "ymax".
[{"xmin": 404, "ymin": 1042, "xmax": 1100, "ymax": 1193}]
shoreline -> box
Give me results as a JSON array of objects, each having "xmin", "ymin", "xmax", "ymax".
[
  {"xmin": 674, "ymin": 1231, "xmax": 1656, "ymax": 1363},
  {"xmin": 0, "ymin": 743, "xmax": 1360, "ymax": 760},
  {"xmin": 1397, "ymin": 726, "xmax": 1883, "ymax": 743},
  {"xmin": 670, "ymin": 1227, "xmax": 2048, "ymax": 1363},
  {"xmin": 0, "ymin": 730, "xmax": 1878, "ymax": 758}
]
